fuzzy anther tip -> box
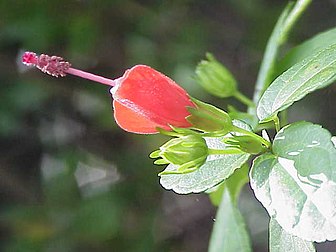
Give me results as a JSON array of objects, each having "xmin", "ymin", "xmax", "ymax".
[{"xmin": 22, "ymin": 51, "xmax": 71, "ymax": 77}]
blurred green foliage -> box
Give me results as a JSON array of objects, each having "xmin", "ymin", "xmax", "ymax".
[{"xmin": 0, "ymin": 1, "xmax": 335, "ymax": 251}]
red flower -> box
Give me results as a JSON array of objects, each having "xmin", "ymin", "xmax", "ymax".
[
  {"xmin": 111, "ymin": 65, "xmax": 196, "ymax": 134},
  {"xmin": 22, "ymin": 52, "xmax": 195, "ymax": 134}
]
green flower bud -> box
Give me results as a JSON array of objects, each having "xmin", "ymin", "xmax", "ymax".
[
  {"xmin": 150, "ymin": 135, "xmax": 208, "ymax": 174},
  {"xmin": 224, "ymin": 135, "xmax": 268, "ymax": 154},
  {"xmin": 195, "ymin": 53, "xmax": 237, "ymax": 98}
]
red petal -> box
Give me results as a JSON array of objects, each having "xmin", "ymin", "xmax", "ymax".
[
  {"xmin": 113, "ymin": 100, "xmax": 171, "ymax": 134},
  {"xmin": 112, "ymin": 65, "xmax": 195, "ymax": 132}
]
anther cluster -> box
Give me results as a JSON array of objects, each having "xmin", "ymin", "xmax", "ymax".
[{"xmin": 22, "ymin": 52, "xmax": 71, "ymax": 77}]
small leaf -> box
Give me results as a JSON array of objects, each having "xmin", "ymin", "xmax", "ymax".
[
  {"xmin": 208, "ymin": 190, "xmax": 252, "ymax": 252},
  {"xmin": 257, "ymin": 44, "xmax": 336, "ymax": 122},
  {"xmin": 159, "ymin": 120, "xmax": 250, "ymax": 194},
  {"xmin": 250, "ymin": 122, "xmax": 336, "ymax": 242},
  {"xmin": 269, "ymin": 218, "xmax": 315, "ymax": 252},
  {"xmin": 277, "ymin": 26, "xmax": 336, "ymax": 75}
]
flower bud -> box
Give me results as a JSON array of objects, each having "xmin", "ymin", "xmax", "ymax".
[
  {"xmin": 111, "ymin": 65, "xmax": 196, "ymax": 134},
  {"xmin": 150, "ymin": 135, "xmax": 208, "ymax": 174},
  {"xmin": 224, "ymin": 135, "xmax": 267, "ymax": 154},
  {"xmin": 195, "ymin": 53, "xmax": 237, "ymax": 98}
]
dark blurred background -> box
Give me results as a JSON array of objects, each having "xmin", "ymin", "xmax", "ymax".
[{"xmin": 1, "ymin": 1, "xmax": 335, "ymax": 251}]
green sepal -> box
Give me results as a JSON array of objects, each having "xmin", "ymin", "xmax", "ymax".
[
  {"xmin": 158, "ymin": 157, "xmax": 205, "ymax": 175},
  {"xmin": 153, "ymin": 159, "xmax": 169, "ymax": 165},
  {"xmin": 156, "ymin": 126, "xmax": 197, "ymax": 137},
  {"xmin": 149, "ymin": 150, "xmax": 161, "ymax": 158},
  {"xmin": 186, "ymin": 98, "xmax": 233, "ymax": 134}
]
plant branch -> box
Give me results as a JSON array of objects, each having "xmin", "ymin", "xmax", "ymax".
[{"xmin": 233, "ymin": 91, "xmax": 255, "ymax": 108}]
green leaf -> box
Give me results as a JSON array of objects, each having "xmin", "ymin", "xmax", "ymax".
[
  {"xmin": 251, "ymin": 0, "xmax": 312, "ymax": 108},
  {"xmin": 277, "ymin": 26, "xmax": 336, "ymax": 75},
  {"xmin": 250, "ymin": 122, "xmax": 336, "ymax": 242},
  {"xmin": 159, "ymin": 121, "xmax": 250, "ymax": 194},
  {"xmin": 207, "ymin": 163, "xmax": 249, "ymax": 206},
  {"xmin": 208, "ymin": 190, "xmax": 252, "ymax": 252},
  {"xmin": 228, "ymin": 105, "xmax": 258, "ymax": 128},
  {"xmin": 207, "ymin": 182, "xmax": 225, "ymax": 206},
  {"xmin": 332, "ymin": 136, "xmax": 336, "ymax": 147},
  {"xmin": 257, "ymin": 44, "xmax": 336, "ymax": 122},
  {"xmin": 269, "ymin": 218, "xmax": 315, "ymax": 252},
  {"xmin": 273, "ymin": 121, "xmax": 336, "ymax": 180}
]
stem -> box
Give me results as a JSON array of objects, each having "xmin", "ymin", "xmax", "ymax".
[
  {"xmin": 233, "ymin": 91, "xmax": 255, "ymax": 108},
  {"xmin": 279, "ymin": 111, "xmax": 288, "ymax": 128},
  {"xmin": 249, "ymin": 0, "xmax": 312, "ymax": 116},
  {"xmin": 208, "ymin": 148, "xmax": 245, "ymax": 155},
  {"xmin": 66, "ymin": 68, "xmax": 115, "ymax": 87},
  {"xmin": 273, "ymin": 116, "xmax": 280, "ymax": 132},
  {"xmin": 232, "ymin": 126, "xmax": 271, "ymax": 149}
]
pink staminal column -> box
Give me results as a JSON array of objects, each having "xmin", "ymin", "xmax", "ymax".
[{"xmin": 22, "ymin": 52, "xmax": 115, "ymax": 87}]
